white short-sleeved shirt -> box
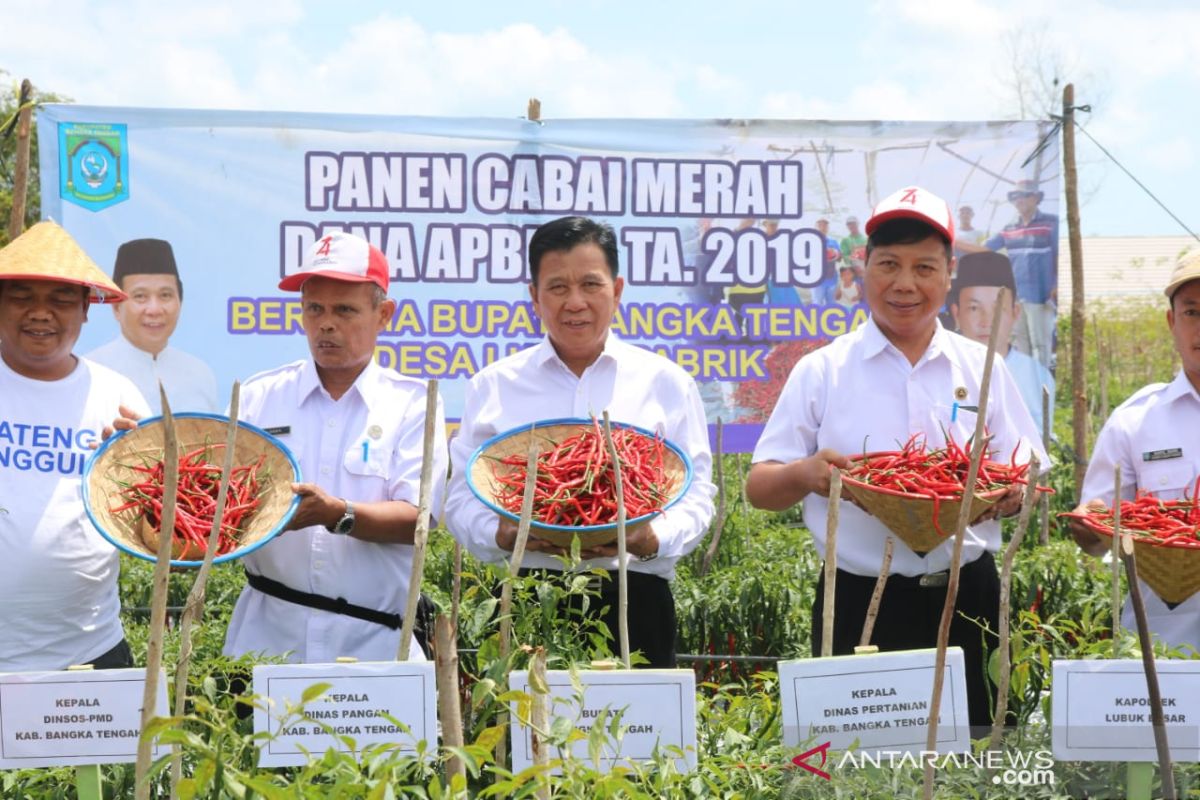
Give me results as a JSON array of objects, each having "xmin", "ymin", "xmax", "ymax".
[
  {"xmin": 1081, "ymin": 371, "xmax": 1200, "ymax": 652},
  {"xmin": 86, "ymin": 336, "xmax": 219, "ymax": 415},
  {"xmin": 223, "ymin": 359, "xmax": 447, "ymax": 663},
  {"xmin": 0, "ymin": 356, "xmax": 150, "ymax": 672},
  {"xmin": 444, "ymin": 335, "xmax": 716, "ymax": 581},
  {"xmin": 753, "ymin": 318, "xmax": 1049, "ymax": 578}
]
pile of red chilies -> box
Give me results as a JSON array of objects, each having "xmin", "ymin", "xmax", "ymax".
[
  {"xmin": 492, "ymin": 420, "xmax": 670, "ymax": 526},
  {"xmin": 1061, "ymin": 486, "xmax": 1200, "ymax": 548},
  {"xmin": 111, "ymin": 444, "xmax": 266, "ymax": 556},
  {"xmin": 847, "ymin": 432, "xmax": 1052, "ymax": 537}
]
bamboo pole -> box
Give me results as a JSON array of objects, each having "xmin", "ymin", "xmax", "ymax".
[
  {"xmin": 495, "ymin": 434, "xmax": 539, "ymax": 770},
  {"xmin": 169, "ymin": 383, "xmax": 240, "ymax": 799},
  {"xmin": 601, "ymin": 411, "xmax": 631, "ymax": 668},
  {"xmin": 699, "ymin": 417, "xmax": 725, "ymax": 577},
  {"xmin": 1112, "ymin": 465, "xmax": 1124, "ymax": 651},
  {"xmin": 399, "ymin": 380, "xmax": 440, "ymax": 661},
  {"xmin": 1119, "ymin": 531, "xmax": 1176, "ymax": 799},
  {"xmin": 988, "ymin": 453, "xmax": 1041, "ymax": 751},
  {"xmin": 136, "ymin": 387, "xmax": 179, "ymax": 800},
  {"xmin": 434, "ymin": 615, "xmax": 466, "ymax": 784},
  {"xmin": 923, "ymin": 288, "xmax": 1006, "ymax": 800},
  {"xmin": 1039, "ymin": 386, "xmax": 1051, "ymax": 546},
  {"xmin": 527, "ymin": 99, "xmax": 541, "ymax": 122},
  {"xmin": 6, "ymin": 79, "xmax": 34, "ymax": 241},
  {"xmin": 1064, "ymin": 83, "xmax": 1089, "ymax": 490},
  {"xmin": 821, "ymin": 469, "xmax": 842, "ymax": 658},
  {"xmin": 859, "ymin": 537, "xmax": 894, "ymax": 648},
  {"xmin": 529, "ymin": 645, "xmax": 550, "ymax": 800}
]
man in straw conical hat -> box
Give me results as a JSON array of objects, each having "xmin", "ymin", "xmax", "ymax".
[
  {"xmin": 1066, "ymin": 248, "xmax": 1200, "ymax": 653},
  {"xmin": 0, "ymin": 221, "xmax": 151, "ymax": 672}
]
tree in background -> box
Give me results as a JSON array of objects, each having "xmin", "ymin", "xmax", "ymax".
[{"xmin": 1, "ymin": 69, "xmax": 69, "ymax": 246}]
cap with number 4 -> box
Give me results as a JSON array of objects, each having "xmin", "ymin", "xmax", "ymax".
[
  {"xmin": 865, "ymin": 186, "xmax": 955, "ymax": 244},
  {"xmin": 278, "ymin": 230, "xmax": 390, "ymax": 292}
]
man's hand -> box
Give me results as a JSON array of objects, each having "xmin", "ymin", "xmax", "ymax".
[
  {"xmin": 1067, "ymin": 499, "xmax": 1111, "ymax": 557},
  {"xmin": 97, "ymin": 404, "xmax": 142, "ymax": 447},
  {"xmin": 975, "ymin": 483, "xmax": 1025, "ymax": 522},
  {"xmin": 495, "ymin": 516, "xmax": 567, "ymax": 556},
  {"xmin": 580, "ymin": 522, "xmax": 659, "ymax": 560},
  {"xmin": 796, "ymin": 449, "xmax": 853, "ymax": 498},
  {"xmin": 287, "ymin": 483, "xmax": 345, "ymax": 531}
]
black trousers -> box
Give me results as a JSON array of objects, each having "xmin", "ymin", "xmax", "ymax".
[
  {"xmin": 85, "ymin": 638, "xmax": 134, "ymax": 670},
  {"xmin": 811, "ymin": 552, "xmax": 1000, "ymax": 730},
  {"xmin": 519, "ymin": 569, "xmax": 677, "ymax": 668}
]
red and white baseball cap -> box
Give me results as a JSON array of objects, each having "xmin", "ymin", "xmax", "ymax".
[
  {"xmin": 278, "ymin": 231, "xmax": 390, "ymax": 292},
  {"xmin": 865, "ymin": 186, "xmax": 955, "ymax": 244}
]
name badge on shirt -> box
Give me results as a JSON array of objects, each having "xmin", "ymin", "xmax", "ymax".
[
  {"xmin": 264, "ymin": 425, "xmax": 291, "ymax": 437},
  {"xmin": 1143, "ymin": 448, "xmax": 1183, "ymax": 462}
]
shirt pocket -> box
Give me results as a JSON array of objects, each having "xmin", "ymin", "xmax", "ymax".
[
  {"xmin": 342, "ymin": 436, "xmax": 389, "ymax": 480},
  {"xmin": 1135, "ymin": 460, "xmax": 1196, "ymax": 501}
]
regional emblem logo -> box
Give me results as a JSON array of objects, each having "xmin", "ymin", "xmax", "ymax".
[{"xmin": 58, "ymin": 122, "xmax": 130, "ymax": 211}]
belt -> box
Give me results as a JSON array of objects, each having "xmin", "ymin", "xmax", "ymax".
[
  {"xmin": 918, "ymin": 571, "xmax": 949, "ymax": 588},
  {"xmin": 244, "ymin": 570, "xmax": 402, "ymax": 630}
]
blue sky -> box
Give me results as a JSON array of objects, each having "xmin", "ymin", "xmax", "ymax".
[{"xmin": 3, "ymin": 0, "xmax": 1199, "ymax": 239}]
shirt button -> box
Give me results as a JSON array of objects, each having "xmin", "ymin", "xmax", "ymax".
[
  {"xmin": 321, "ymin": 466, "xmax": 331, "ymax": 475},
  {"xmin": 1160, "ymin": 476, "xmax": 1169, "ymax": 485},
  {"xmin": 327, "ymin": 419, "xmax": 337, "ymax": 428}
]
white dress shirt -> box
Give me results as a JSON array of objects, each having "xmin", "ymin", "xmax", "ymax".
[
  {"xmin": 85, "ymin": 335, "xmax": 219, "ymax": 414},
  {"xmin": 223, "ymin": 359, "xmax": 448, "ymax": 663},
  {"xmin": 753, "ymin": 318, "xmax": 1048, "ymax": 578},
  {"xmin": 445, "ymin": 335, "xmax": 716, "ymax": 580},
  {"xmin": 1080, "ymin": 371, "xmax": 1200, "ymax": 652}
]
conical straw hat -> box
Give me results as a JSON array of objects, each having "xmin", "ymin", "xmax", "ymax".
[{"xmin": 0, "ymin": 221, "xmax": 126, "ymax": 304}]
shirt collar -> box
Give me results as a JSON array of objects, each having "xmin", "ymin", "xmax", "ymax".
[
  {"xmin": 112, "ymin": 335, "xmax": 163, "ymax": 364},
  {"xmin": 1163, "ymin": 370, "xmax": 1200, "ymax": 406},
  {"xmin": 298, "ymin": 358, "xmax": 380, "ymax": 405},
  {"xmin": 861, "ymin": 316, "xmax": 948, "ymax": 363},
  {"xmin": 532, "ymin": 333, "xmax": 621, "ymax": 374}
]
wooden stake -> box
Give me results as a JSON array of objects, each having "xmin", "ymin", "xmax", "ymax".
[
  {"xmin": 399, "ymin": 380, "xmax": 440, "ymax": 661},
  {"xmin": 988, "ymin": 453, "xmax": 1041, "ymax": 752},
  {"xmin": 699, "ymin": 417, "xmax": 725, "ymax": 577},
  {"xmin": 6, "ymin": 79, "xmax": 33, "ymax": 242},
  {"xmin": 1112, "ymin": 464, "xmax": 1123, "ymax": 651},
  {"xmin": 527, "ymin": 98, "xmax": 541, "ymax": 122},
  {"xmin": 169, "ymin": 382, "xmax": 240, "ymax": 799},
  {"xmin": 136, "ymin": 385, "xmax": 178, "ymax": 800},
  {"xmin": 529, "ymin": 645, "xmax": 550, "ymax": 800},
  {"xmin": 923, "ymin": 288, "xmax": 1006, "ymax": 800},
  {"xmin": 1039, "ymin": 386, "xmax": 1051, "ymax": 546},
  {"xmin": 495, "ymin": 433, "xmax": 539, "ymax": 770},
  {"xmin": 1120, "ymin": 534, "xmax": 1177, "ymax": 800},
  {"xmin": 601, "ymin": 411, "xmax": 631, "ymax": 668},
  {"xmin": 1064, "ymin": 83, "xmax": 1089, "ymax": 490},
  {"xmin": 451, "ymin": 542, "xmax": 463, "ymax": 632},
  {"xmin": 821, "ymin": 469, "xmax": 842, "ymax": 658},
  {"xmin": 859, "ymin": 537, "xmax": 893, "ymax": 648},
  {"xmin": 434, "ymin": 615, "xmax": 466, "ymax": 784}
]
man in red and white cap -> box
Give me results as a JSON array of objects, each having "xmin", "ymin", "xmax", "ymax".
[
  {"xmin": 747, "ymin": 186, "xmax": 1047, "ymax": 731},
  {"xmin": 223, "ymin": 231, "xmax": 447, "ymax": 664}
]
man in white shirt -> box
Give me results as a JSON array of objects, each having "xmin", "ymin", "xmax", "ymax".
[
  {"xmin": 445, "ymin": 216, "xmax": 716, "ymax": 667},
  {"xmin": 746, "ymin": 186, "xmax": 1047, "ymax": 728},
  {"xmin": 0, "ymin": 222, "xmax": 150, "ymax": 672},
  {"xmin": 223, "ymin": 231, "xmax": 447, "ymax": 664},
  {"xmin": 1067, "ymin": 250, "xmax": 1200, "ymax": 652},
  {"xmin": 950, "ymin": 251, "xmax": 1055, "ymax": 436},
  {"xmin": 86, "ymin": 238, "xmax": 218, "ymax": 414}
]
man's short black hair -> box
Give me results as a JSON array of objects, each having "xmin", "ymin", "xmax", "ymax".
[
  {"xmin": 864, "ymin": 218, "xmax": 953, "ymax": 265},
  {"xmin": 528, "ymin": 216, "xmax": 619, "ymax": 285}
]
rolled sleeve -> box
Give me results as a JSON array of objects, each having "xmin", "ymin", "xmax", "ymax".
[
  {"xmin": 652, "ymin": 380, "xmax": 715, "ymax": 561},
  {"xmin": 444, "ymin": 374, "xmax": 509, "ymax": 564}
]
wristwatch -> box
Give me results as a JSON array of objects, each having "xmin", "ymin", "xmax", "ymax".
[{"xmin": 328, "ymin": 499, "xmax": 355, "ymax": 536}]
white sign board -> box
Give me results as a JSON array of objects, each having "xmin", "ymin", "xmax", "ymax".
[
  {"xmin": 508, "ymin": 669, "xmax": 697, "ymax": 773},
  {"xmin": 1052, "ymin": 659, "xmax": 1200, "ymax": 762},
  {"xmin": 253, "ymin": 661, "xmax": 437, "ymax": 768},
  {"xmin": 0, "ymin": 668, "xmax": 168, "ymax": 768},
  {"xmin": 779, "ymin": 648, "xmax": 971, "ymax": 756}
]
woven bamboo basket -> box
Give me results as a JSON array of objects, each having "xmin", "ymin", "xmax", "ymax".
[
  {"xmin": 841, "ymin": 457, "xmax": 1006, "ymax": 554},
  {"xmin": 466, "ymin": 417, "xmax": 692, "ymax": 548},
  {"xmin": 83, "ymin": 413, "xmax": 301, "ymax": 568},
  {"xmin": 1077, "ymin": 516, "xmax": 1200, "ymax": 604}
]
